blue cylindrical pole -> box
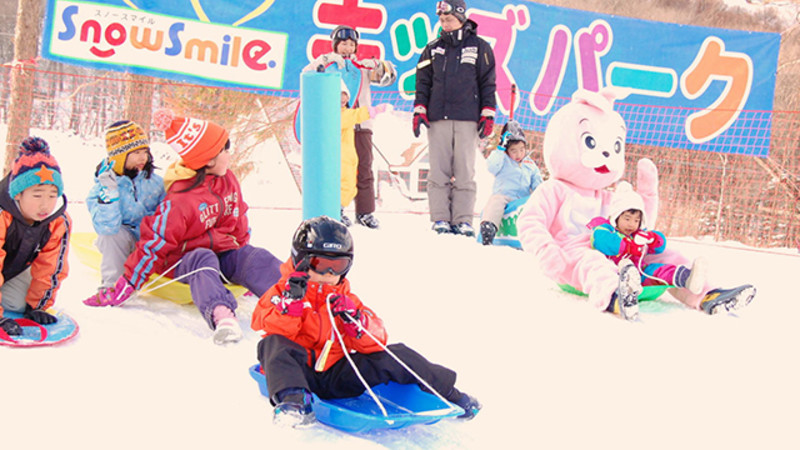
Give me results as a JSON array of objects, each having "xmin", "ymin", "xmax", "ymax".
[{"xmin": 300, "ymin": 71, "xmax": 341, "ymax": 221}]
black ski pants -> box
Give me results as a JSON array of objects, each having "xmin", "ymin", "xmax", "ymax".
[{"xmin": 257, "ymin": 334, "xmax": 457, "ymax": 404}]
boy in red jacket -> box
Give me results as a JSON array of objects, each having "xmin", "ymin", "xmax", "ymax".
[{"xmin": 251, "ymin": 216, "xmax": 480, "ymax": 427}]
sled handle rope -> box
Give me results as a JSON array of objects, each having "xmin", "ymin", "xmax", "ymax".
[
  {"xmin": 324, "ymin": 299, "xmax": 390, "ymax": 418},
  {"xmin": 0, "ymin": 318, "xmax": 48, "ymax": 343},
  {"xmin": 325, "ymin": 298, "xmax": 460, "ymax": 419},
  {"xmin": 137, "ymin": 259, "xmax": 234, "ymax": 297}
]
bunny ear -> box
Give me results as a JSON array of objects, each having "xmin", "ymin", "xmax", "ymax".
[{"xmin": 599, "ymin": 86, "xmax": 632, "ymax": 103}]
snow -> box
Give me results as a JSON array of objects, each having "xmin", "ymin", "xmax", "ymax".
[{"xmin": 2, "ymin": 124, "xmax": 799, "ymax": 450}]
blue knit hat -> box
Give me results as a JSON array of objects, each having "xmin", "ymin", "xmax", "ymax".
[{"xmin": 8, "ymin": 137, "xmax": 64, "ymax": 198}]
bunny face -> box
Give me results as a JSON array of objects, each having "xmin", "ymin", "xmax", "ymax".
[{"xmin": 543, "ymin": 89, "xmax": 627, "ymax": 191}]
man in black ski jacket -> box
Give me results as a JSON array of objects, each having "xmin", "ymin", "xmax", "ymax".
[{"xmin": 413, "ymin": 0, "xmax": 496, "ymax": 238}]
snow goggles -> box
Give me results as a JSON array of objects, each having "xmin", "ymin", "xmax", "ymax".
[
  {"xmin": 331, "ymin": 27, "xmax": 359, "ymax": 42},
  {"xmin": 436, "ymin": 1, "xmax": 465, "ymax": 15},
  {"xmin": 308, "ymin": 255, "xmax": 352, "ymax": 276}
]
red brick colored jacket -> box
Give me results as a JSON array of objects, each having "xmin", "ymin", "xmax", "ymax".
[
  {"xmin": 251, "ymin": 260, "xmax": 387, "ymax": 372},
  {"xmin": 124, "ymin": 164, "xmax": 250, "ymax": 289}
]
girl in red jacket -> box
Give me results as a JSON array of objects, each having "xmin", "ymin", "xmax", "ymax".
[
  {"xmin": 251, "ymin": 216, "xmax": 480, "ymax": 427},
  {"xmin": 84, "ymin": 110, "xmax": 282, "ymax": 345}
]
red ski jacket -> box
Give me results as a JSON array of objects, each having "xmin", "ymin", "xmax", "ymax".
[
  {"xmin": 124, "ymin": 163, "xmax": 250, "ymax": 289},
  {"xmin": 252, "ymin": 260, "xmax": 387, "ymax": 372}
]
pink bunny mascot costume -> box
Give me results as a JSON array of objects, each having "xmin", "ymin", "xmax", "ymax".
[{"xmin": 518, "ymin": 89, "xmax": 755, "ymax": 316}]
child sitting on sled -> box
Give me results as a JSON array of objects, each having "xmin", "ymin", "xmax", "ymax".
[
  {"xmin": 0, "ymin": 137, "xmax": 71, "ymax": 336},
  {"xmin": 590, "ymin": 182, "xmax": 707, "ymax": 294},
  {"xmin": 84, "ymin": 110, "xmax": 283, "ymax": 345},
  {"xmin": 479, "ymin": 120, "xmax": 542, "ymax": 245},
  {"xmin": 86, "ymin": 120, "xmax": 165, "ymax": 295},
  {"xmin": 251, "ymin": 216, "xmax": 481, "ymax": 427}
]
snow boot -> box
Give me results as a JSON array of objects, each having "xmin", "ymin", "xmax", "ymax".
[
  {"xmin": 356, "ymin": 213, "xmax": 380, "ymax": 229},
  {"xmin": 480, "ymin": 221, "xmax": 497, "ymax": 245},
  {"xmin": 452, "ymin": 222, "xmax": 475, "ymax": 237},
  {"xmin": 340, "ymin": 208, "xmax": 352, "ymax": 227},
  {"xmin": 607, "ymin": 259, "xmax": 642, "ymax": 321},
  {"xmin": 213, "ymin": 318, "xmax": 243, "ymax": 345},
  {"xmin": 673, "ymin": 258, "xmax": 708, "ymax": 294},
  {"xmin": 273, "ymin": 388, "xmax": 316, "ymax": 428},
  {"xmin": 448, "ymin": 388, "xmax": 482, "ymax": 420},
  {"xmin": 432, "ymin": 221, "xmax": 451, "ymax": 234},
  {"xmin": 699, "ymin": 284, "xmax": 756, "ymax": 315}
]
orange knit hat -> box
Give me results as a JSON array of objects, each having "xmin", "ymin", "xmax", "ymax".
[{"xmin": 153, "ymin": 109, "xmax": 229, "ymax": 170}]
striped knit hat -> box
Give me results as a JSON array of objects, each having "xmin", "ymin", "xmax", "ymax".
[
  {"xmin": 106, "ymin": 120, "xmax": 149, "ymax": 175},
  {"xmin": 153, "ymin": 109, "xmax": 229, "ymax": 170},
  {"xmin": 9, "ymin": 137, "xmax": 64, "ymax": 198}
]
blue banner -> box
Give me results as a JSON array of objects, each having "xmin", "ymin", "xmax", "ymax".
[{"xmin": 41, "ymin": 0, "xmax": 780, "ymax": 156}]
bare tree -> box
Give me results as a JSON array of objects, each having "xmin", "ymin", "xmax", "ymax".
[{"xmin": 3, "ymin": 0, "xmax": 44, "ymax": 174}]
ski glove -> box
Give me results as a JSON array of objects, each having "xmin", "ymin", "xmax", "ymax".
[
  {"xmin": 477, "ymin": 108, "xmax": 495, "ymax": 139},
  {"xmin": 284, "ymin": 263, "xmax": 311, "ymax": 300},
  {"xmin": 24, "ymin": 305, "xmax": 57, "ymax": 325},
  {"xmin": 309, "ymin": 53, "xmax": 345, "ymax": 71},
  {"xmin": 0, "ymin": 317, "xmax": 22, "ymax": 336},
  {"xmin": 412, "ymin": 105, "xmax": 430, "ymax": 138},
  {"xmin": 83, "ymin": 276, "xmax": 135, "ymax": 307},
  {"xmin": 96, "ymin": 158, "xmax": 120, "ymax": 203},
  {"xmin": 328, "ymin": 293, "xmax": 363, "ymax": 338}
]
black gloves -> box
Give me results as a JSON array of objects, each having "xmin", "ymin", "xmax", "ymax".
[
  {"xmin": 0, "ymin": 317, "xmax": 22, "ymax": 336},
  {"xmin": 24, "ymin": 305, "xmax": 57, "ymax": 325}
]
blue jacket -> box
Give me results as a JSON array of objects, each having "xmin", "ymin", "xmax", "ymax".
[
  {"xmin": 87, "ymin": 168, "xmax": 165, "ymax": 239},
  {"xmin": 486, "ymin": 150, "xmax": 543, "ymax": 200}
]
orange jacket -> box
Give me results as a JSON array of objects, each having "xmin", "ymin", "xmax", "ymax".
[
  {"xmin": 0, "ymin": 208, "xmax": 70, "ymax": 316},
  {"xmin": 251, "ymin": 260, "xmax": 387, "ymax": 372}
]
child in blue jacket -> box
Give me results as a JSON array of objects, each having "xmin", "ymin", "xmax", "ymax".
[
  {"xmin": 479, "ymin": 121, "xmax": 542, "ymax": 245},
  {"xmin": 86, "ymin": 120, "xmax": 165, "ymax": 292}
]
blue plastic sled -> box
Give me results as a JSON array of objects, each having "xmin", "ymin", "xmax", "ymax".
[
  {"xmin": 249, "ymin": 364, "xmax": 463, "ymax": 433},
  {"xmin": 478, "ymin": 195, "xmax": 529, "ymax": 248},
  {"xmin": 294, "ymin": 59, "xmax": 363, "ymax": 144},
  {"xmin": 0, "ymin": 310, "xmax": 79, "ymax": 347}
]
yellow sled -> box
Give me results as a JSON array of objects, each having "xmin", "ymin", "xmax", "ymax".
[{"xmin": 71, "ymin": 232, "xmax": 248, "ymax": 304}]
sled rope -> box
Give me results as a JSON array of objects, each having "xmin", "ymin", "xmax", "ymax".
[
  {"xmin": 327, "ymin": 299, "xmax": 459, "ymax": 417},
  {"xmin": 325, "ymin": 298, "xmax": 389, "ymax": 418},
  {"xmin": 138, "ymin": 259, "xmax": 234, "ymax": 297},
  {"xmin": 342, "ymin": 311, "xmax": 457, "ymax": 411}
]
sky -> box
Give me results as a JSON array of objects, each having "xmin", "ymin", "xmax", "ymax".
[{"xmin": 1, "ymin": 121, "xmax": 799, "ymax": 450}]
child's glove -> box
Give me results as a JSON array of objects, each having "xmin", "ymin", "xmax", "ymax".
[
  {"xmin": 271, "ymin": 263, "xmax": 311, "ymax": 317},
  {"xmin": 368, "ymin": 104, "xmax": 390, "ymax": 117},
  {"xmin": 310, "ymin": 53, "xmax": 345, "ymax": 71},
  {"xmin": 23, "ymin": 305, "xmax": 57, "ymax": 325},
  {"xmin": 412, "ymin": 105, "xmax": 430, "ymax": 138},
  {"xmin": 328, "ymin": 293, "xmax": 363, "ymax": 338},
  {"xmin": 477, "ymin": 108, "xmax": 495, "ymax": 139},
  {"xmin": 96, "ymin": 159, "xmax": 120, "ymax": 203},
  {"xmin": 284, "ymin": 260, "xmax": 311, "ymax": 300},
  {"xmin": 83, "ymin": 276, "xmax": 135, "ymax": 307},
  {"xmin": 0, "ymin": 317, "xmax": 22, "ymax": 336}
]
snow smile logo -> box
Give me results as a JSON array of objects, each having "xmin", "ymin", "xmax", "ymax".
[{"xmin": 47, "ymin": 1, "xmax": 288, "ymax": 89}]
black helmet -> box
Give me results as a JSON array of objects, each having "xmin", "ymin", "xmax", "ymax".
[
  {"xmin": 331, "ymin": 25, "xmax": 359, "ymax": 53},
  {"xmin": 498, "ymin": 120, "xmax": 526, "ymax": 151},
  {"xmin": 291, "ymin": 216, "xmax": 354, "ymax": 275}
]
